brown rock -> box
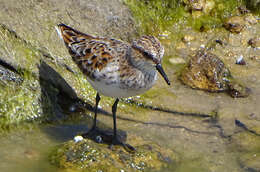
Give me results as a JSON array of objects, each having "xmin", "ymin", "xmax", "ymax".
[
  {"xmin": 180, "ymin": 50, "xmax": 250, "ymax": 98},
  {"xmin": 224, "ymin": 16, "xmax": 245, "ymax": 33},
  {"xmin": 180, "ymin": 50, "xmax": 231, "ymax": 92}
]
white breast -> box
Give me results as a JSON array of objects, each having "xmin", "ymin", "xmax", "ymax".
[{"xmin": 87, "ymin": 72, "xmax": 157, "ymax": 98}]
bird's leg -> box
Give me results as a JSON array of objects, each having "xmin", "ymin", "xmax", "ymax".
[
  {"xmin": 92, "ymin": 93, "xmax": 100, "ymax": 130},
  {"xmin": 82, "ymin": 93, "xmax": 100, "ymax": 137},
  {"xmin": 112, "ymin": 98, "xmax": 119, "ymax": 140},
  {"xmin": 110, "ymin": 98, "xmax": 136, "ymax": 152}
]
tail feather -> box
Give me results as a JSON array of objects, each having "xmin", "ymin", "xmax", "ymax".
[{"xmin": 56, "ymin": 23, "xmax": 93, "ymax": 46}]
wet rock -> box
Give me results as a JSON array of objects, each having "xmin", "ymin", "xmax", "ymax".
[
  {"xmin": 50, "ymin": 137, "xmax": 177, "ymax": 172},
  {"xmin": 224, "ymin": 16, "xmax": 245, "ymax": 33},
  {"xmin": 248, "ymin": 37, "xmax": 260, "ymax": 48},
  {"xmin": 180, "ymin": 50, "xmax": 249, "ymax": 98},
  {"xmin": 180, "ymin": 50, "xmax": 231, "ymax": 92}
]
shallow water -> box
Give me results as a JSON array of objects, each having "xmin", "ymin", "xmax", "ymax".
[
  {"xmin": 0, "ymin": 0, "xmax": 260, "ymax": 171},
  {"xmin": 1, "ymin": 31, "xmax": 260, "ymax": 172},
  {"xmin": 0, "ymin": 72, "xmax": 259, "ymax": 172}
]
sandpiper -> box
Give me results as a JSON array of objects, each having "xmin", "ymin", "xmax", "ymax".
[{"xmin": 56, "ymin": 23, "xmax": 170, "ymax": 150}]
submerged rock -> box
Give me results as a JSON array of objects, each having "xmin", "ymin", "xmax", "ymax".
[
  {"xmin": 180, "ymin": 50, "xmax": 250, "ymax": 98},
  {"xmin": 224, "ymin": 14, "xmax": 258, "ymax": 33},
  {"xmin": 224, "ymin": 16, "xmax": 245, "ymax": 33},
  {"xmin": 180, "ymin": 50, "xmax": 231, "ymax": 92},
  {"xmin": 50, "ymin": 137, "xmax": 177, "ymax": 172}
]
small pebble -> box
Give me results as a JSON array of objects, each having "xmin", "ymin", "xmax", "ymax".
[
  {"xmin": 224, "ymin": 16, "xmax": 245, "ymax": 33},
  {"xmin": 69, "ymin": 104, "xmax": 77, "ymax": 112},
  {"xmin": 215, "ymin": 39, "xmax": 223, "ymax": 45},
  {"xmin": 236, "ymin": 55, "xmax": 246, "ymax": 65},
  {"xmin": 74, "ymin": 135, "xmax": 84, "ymax": 143},
  {"xmin": 95, "ymin": 135, "xmax": 103, "ymax": 143}
]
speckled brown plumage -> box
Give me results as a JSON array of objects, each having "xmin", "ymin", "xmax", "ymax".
[
  {"xmin": 56, "ymin": 23, "xmax": 170, "ymax": 150},
  {"xmin": 56, "ymin": 23, "xmax": 169, "ymax": 98}
]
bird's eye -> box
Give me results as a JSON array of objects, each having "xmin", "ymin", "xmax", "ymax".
[{"xmin": 143, "ymin": 51, "xmax": 154, "ymax": 59}]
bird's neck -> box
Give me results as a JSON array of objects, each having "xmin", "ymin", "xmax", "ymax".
[
  {"xmin": 128, "ymin": 47, "xmax": 156, "ymax": 74},
  {"xmin": 127, "ymin": 47, "xmax": 157, "ymax": 86}
]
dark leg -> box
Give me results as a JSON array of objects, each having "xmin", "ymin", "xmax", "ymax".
[
  {"xmin": 110, "ymin": 98, "xmax": 136, "ymax": 152},
  {"xmin": 112, "ymin": 98, "xmax": 119, "ymax": 139},
  {"xmin": 82, "ymin": 93, "xmax": 100, "ymax": 137},
  {"xmin": 92, "ymin": 93, "xmax": 100, "ymax": 130}
]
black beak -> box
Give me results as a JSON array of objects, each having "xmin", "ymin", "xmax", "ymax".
[{"xmin": 156, "ymin": 64, "xmax": 170, "ymax": 85}]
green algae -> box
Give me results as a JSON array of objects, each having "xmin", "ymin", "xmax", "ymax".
[
  {"xmin": 0, "ymin": 25, "xmax": 43, "ymax": 129},
  {"xmin": 124, "ymin": 0, "xmax": 246, "ymax": 35},
  {"xmin": 124, "ymin": 0, "xmax": 186, "ymax": 35},
  {"xmin": 0, "ymin": 23, "xmax": 98, "ymax": 128},
  {"xmin": 50, "ymin": 137, "xmax": 178, "ymax": 172}
]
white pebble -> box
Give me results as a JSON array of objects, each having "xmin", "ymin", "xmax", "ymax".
[
  {"xmin": 74, "ymin": 135, "xmax": 84, "ymax": 143},
  {"xmin": 236, "ymin": 55, "xmax": 243, "ymax": 63}
]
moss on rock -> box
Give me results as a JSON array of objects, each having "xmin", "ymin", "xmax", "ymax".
[
  {"xmin": 180, "ymin": 50, "xmax": 250, "ymax": 98},
  {"xmin": 124, "ymin": 0, "xmax": 247, "ymax": 35},
  {"xmin": 50, "ymin": 136, "xmax": 178, "ymax": 172}
]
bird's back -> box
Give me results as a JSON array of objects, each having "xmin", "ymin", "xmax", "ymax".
[{"xmin": 56, "ymin": 24, "xmax": 157, "ymax": 98}]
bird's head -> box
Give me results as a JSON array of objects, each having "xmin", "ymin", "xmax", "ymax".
[{"xmin": 131, "ymin": 36, "xmax": 170, "ymax": 85}]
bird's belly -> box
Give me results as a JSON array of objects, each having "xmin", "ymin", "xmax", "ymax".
[{"xmin": 87, "ymin": 78, "xmax": 154, "ymax": 98}]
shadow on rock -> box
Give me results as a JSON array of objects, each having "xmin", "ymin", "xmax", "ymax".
[
  {"xmin": 38, "ymin": 60, "xmax": 77, "ymax": 121},
  {"xmin": 38, "ymin": 60, "xmax": 129, "ymax": 144}
]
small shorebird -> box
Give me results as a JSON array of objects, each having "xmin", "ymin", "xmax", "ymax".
[{"xmin": 56, "ymin": 24, "xmax": 170, "ymax": 150}]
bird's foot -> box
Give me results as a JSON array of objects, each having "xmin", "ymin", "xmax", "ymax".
[{"xmin": 109, "ymin": 136, "xmax": 136, "ymax": 153}]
